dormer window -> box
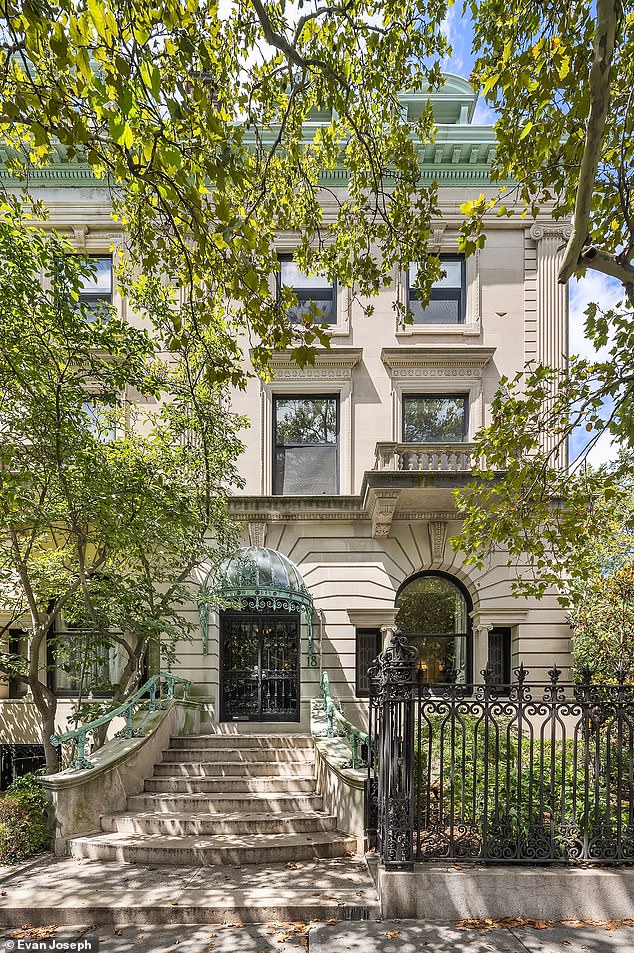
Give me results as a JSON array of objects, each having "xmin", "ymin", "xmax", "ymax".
[
  {"xmin": 408, "ymin": 254, "xmax": 465, "ymax": 325},
  {"xmin": 278, "ymin": 255, "xmax": 336, "ymax": 326}
]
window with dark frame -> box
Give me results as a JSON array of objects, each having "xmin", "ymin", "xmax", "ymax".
[
  {"xmin": 395, "ymin": 572, "xmax": 472, "ymax": 686},
  {"xmin": 356, "ymin": 629, "xmax": 381, "ymax": 697},
  {"xmin": 47, "ymin": 629, "xmax": 126, "ymax": 698},
  {"xmin": 79, "ymin": 255, "xmax": 113, "ymax": 321},
  {"xmin": 273, "ymin": 395, "xmax": 339, "ymax": 496},
  {"xmin": 277, "ymin": 255, "xmax": 337, "ymax": 326},
  {"xmin": 402, "ymin": 395, "xmax": 468, "ymax": 443},
  {"xmin": 488, "ymin": 627, "xmax": 512, "ymax": 689},
  {"xmin": 0, "ymin": 744, "xmax": 52, "ymax": 789},
  {"xmin": 7, "ymin": 630, "xmax": 28, "ymax": 699},
  {"xmin": 408, "ymin": 254, "xmax": 466, "ymax": 325}
]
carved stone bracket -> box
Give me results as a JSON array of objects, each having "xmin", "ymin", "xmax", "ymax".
[
  {"xmin": 428, "ymin": 520, "xmax": 448, "ymax": 563},
  {"xmin": 73, "ymin": 226, "xmax": 89, "ymax": 249},
  {"xmin": 248, "ymin": 521, "xmax": 268, "ymax": 548},
  {"xmin": 370, "ymin": 490, "xmax": 400, "ymax": 538},
  {"xmin": 431, "ymin": 225, "xmax": 446, "ymax": 251}
]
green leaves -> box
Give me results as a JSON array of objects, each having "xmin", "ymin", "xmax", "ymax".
[
  {"xmin": 0, "ymin": 0, "xmax": 451, "ymax": 385},
  {"xmin": 0, "ymin": 202, "xmax": 243, "ymax": 755}
]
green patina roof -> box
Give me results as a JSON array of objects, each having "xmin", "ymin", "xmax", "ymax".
[
  {"xmin": 0, "ymin": 74, "xmax": 497, "ymax": 189},
  {"xmin": 206, "ymin": 546, "xmax": 311, "ymax": 602}
]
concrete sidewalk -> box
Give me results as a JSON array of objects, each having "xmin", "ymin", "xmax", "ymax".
[{"xmin": 2, "ymin": 921, "xmax": 634, "ymax": 952}]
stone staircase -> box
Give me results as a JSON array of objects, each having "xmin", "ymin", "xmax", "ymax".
[{"xmin": 69, "ymin": 732, "xmax": 358, "ymax": 867}]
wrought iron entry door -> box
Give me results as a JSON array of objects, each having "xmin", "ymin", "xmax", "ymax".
[{"xmin": 220, "ymin": 613, "xmax": 300, "ymax": 721}]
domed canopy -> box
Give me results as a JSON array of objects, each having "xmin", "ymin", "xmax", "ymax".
[
  {"xmin": 213, "ymin": 547, "xmax": 309, "ymax": 600},
  {"xmin": 198, "ymin": 547, "xmax": 315, "ymax": 663}
]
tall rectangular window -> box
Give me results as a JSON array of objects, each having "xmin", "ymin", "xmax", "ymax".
[
  {"xmin": 402, "ymin": 395, "xmax": 468, "ymax": 443},
  {"xmin": 278, "ymin": 255, "xmax": 336, "ymax": 325},
  {"xmin": 356, "ymin": 629, "xmax": 381, "ymax": 697},
  {"xmin": 408, "ymin": 254, "xmax": 465, "ymax": 324},
  {"xmin": 7, "ymin": 630, "xmax": 28, "ymax": 699},
  {"xmin": 273, "ymin": 396, "xmax": 339, "ymax": 495},
  {"xmin": 79, "ymin": 255, "xmax": 113, "ymax": 321},
  {"xmin": 47, "ymin": 629, "xmax": 126, "ymax": 697},
  {"xmin": 488, "ymin": 627, "xmax": 511, "ymax": 689}
]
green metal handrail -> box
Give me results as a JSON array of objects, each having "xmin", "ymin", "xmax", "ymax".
[
  {"xmin": 320, "ymin": 672, "xmax": 368, "ymax": 769},
  {"xmin": 51, "ymin": 671, "xmax": 192, "ymax": 771}
]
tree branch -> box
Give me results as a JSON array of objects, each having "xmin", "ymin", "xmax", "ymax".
[
  {"xmin": 559, "ymin": 0, "xmax": 618, "ymax": 284},
  {"xmin": 580, "ymin": 246, "xmax": 634, "ymax": 305}
]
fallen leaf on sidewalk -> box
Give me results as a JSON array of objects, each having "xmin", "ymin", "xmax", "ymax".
[{"xmin": 11, "ymin": 926, "xmax": 57, "ymax": 940}]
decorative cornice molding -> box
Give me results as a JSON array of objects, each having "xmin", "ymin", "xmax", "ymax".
[
  {"xmin": 269, "ymin": 348, "xmax": 362, "ymax": 368},
  {"xmin": 228, "ymin": 495, "xmax": 366, "ymax": 522},
  {"xmin": 394, "ymin": 511, "xmax": 461, "ymax": 521},
  {"xmin": 268, "ymin": 366, "xmax": 354, "ymax": 381},
  {"xmin": 470, "ymin": 608, "xmax": 529, "ymax": 627},
  {"xmin": 264, "ymin": 348, "xmax": 363, "ymax": 382},
  {"xmin": 381, "ymin": 346, "xmax": 495, "ymax": 370},
  {"xmin": 390, "ymin": 366, "xmax": 486, "ymax": 380}
]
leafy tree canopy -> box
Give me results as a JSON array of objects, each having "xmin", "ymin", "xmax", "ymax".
[
  {"xmin": 454, "ymin": 1, "xmax": 634, "ymax": 596},
  {"xmin": 0, "ymin": 198, "xmax": 243, "ymax": 769},
  {"xmin": 1, "ymin": 0, "xmax": 452, "ymax": 384}
]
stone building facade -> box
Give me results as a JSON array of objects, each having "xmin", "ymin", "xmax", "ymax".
[{"xmin": 0, "ymin": 74, "xmax": 571, "ymax": 759}]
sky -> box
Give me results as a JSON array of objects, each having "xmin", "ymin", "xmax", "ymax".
[{"xmin": 443, "ymin": 7, "xmax": 622, "ymax": 468}]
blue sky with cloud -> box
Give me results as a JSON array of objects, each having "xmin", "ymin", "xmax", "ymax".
[{"xmin": 444, "ymin": 7, "xmax": 622, "ymax": 468}]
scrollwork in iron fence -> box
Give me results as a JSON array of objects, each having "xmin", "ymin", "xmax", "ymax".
[{"xmin": 367, "ymin": 634, "xmax": 634, "ymax": 868}]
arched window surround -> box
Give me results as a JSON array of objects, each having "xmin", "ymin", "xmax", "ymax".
[{"xmin": 395, "ymin": 570, "xmax": 473, "ymax": 685}]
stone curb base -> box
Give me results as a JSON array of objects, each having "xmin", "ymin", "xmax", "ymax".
[{"xmin": 377, "ymin": 864, "xmax": 634, "ymax": 921}]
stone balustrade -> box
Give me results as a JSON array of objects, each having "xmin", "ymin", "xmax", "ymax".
[{"xmin": 374, "ymin": 441, "xmax": 480, "ymax": 473}]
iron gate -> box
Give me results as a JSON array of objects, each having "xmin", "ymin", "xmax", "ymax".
[{"xmin": 367, "ymin": 633, "xmax": 634, "ymax": 867}]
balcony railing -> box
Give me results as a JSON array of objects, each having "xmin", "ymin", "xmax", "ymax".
[{"xmin": 374, "ymin": 441, "xmax": 479, "ymax": 473}]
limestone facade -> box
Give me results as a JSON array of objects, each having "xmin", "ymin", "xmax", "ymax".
[{"xmin": 0, "ymin": 75, "xmax": 571, "ymax": 743}]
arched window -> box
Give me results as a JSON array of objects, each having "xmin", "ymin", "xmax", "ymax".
[{"xmin": 395, "ymin": 572, "xmax": 471, "ymax": 684}]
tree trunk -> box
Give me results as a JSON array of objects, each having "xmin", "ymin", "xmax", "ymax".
[{"xmin": 40, "ymin": 708, "xmax": 59, "ymax": 774}]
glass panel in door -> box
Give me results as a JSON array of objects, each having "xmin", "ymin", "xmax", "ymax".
[
  {"xmin": 220, "ymin": 617, "xmax": 260, "ymax": 720},
  {"xmin": 260, "ymin": 617, "xmax": 299, "ymax": 720}
]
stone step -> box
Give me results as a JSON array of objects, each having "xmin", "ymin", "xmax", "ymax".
[
  {"xmin": 144, "ymin": 776, "xmax": 316, "ymax": 795},
  {"xmin": 170, "ymin": 734, "xmax": 313, "ymax": 750},
  {"xmin": 0, "ymin": 891, "xmax": 378, "ymax": 926},
  {"xmin": 153, "ymin": 760, "xmax": 313, "ymax": 778},
  {"xmin": 101, "ymin": 810, "xmax": 337, "ymax": 836},
  {"xmin": 0, "ymin": 855, "xmax": 378, "ymax": 925},
  {"xmin": 199, "ymin": 723, "xmax": 312, "ymax": 736},
  {"xmin": 161, "ymin": 746, "xmax": 315, "ymax": 763},
  {"xmin": 128, "ymin": 792, "xmax": 325, "ymax": 814},
  {"xmin": 69, "ymin": 831, "xmax": 358, "ymax": 867}
]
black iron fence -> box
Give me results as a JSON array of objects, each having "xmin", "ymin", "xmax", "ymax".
[{"xmin": 367, "ymin": 634, "xmax": 634, "ymax": 868}]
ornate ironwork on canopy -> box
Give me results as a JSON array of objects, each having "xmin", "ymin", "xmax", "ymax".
[{"xmin": 198, "ymin": 546, "xmax": 316, "ymax": 665}]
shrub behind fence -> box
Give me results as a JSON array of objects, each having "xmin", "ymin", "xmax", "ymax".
[{"xmin": 367, "ymin": 635, "xmax": 634, "ymax": 868}]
